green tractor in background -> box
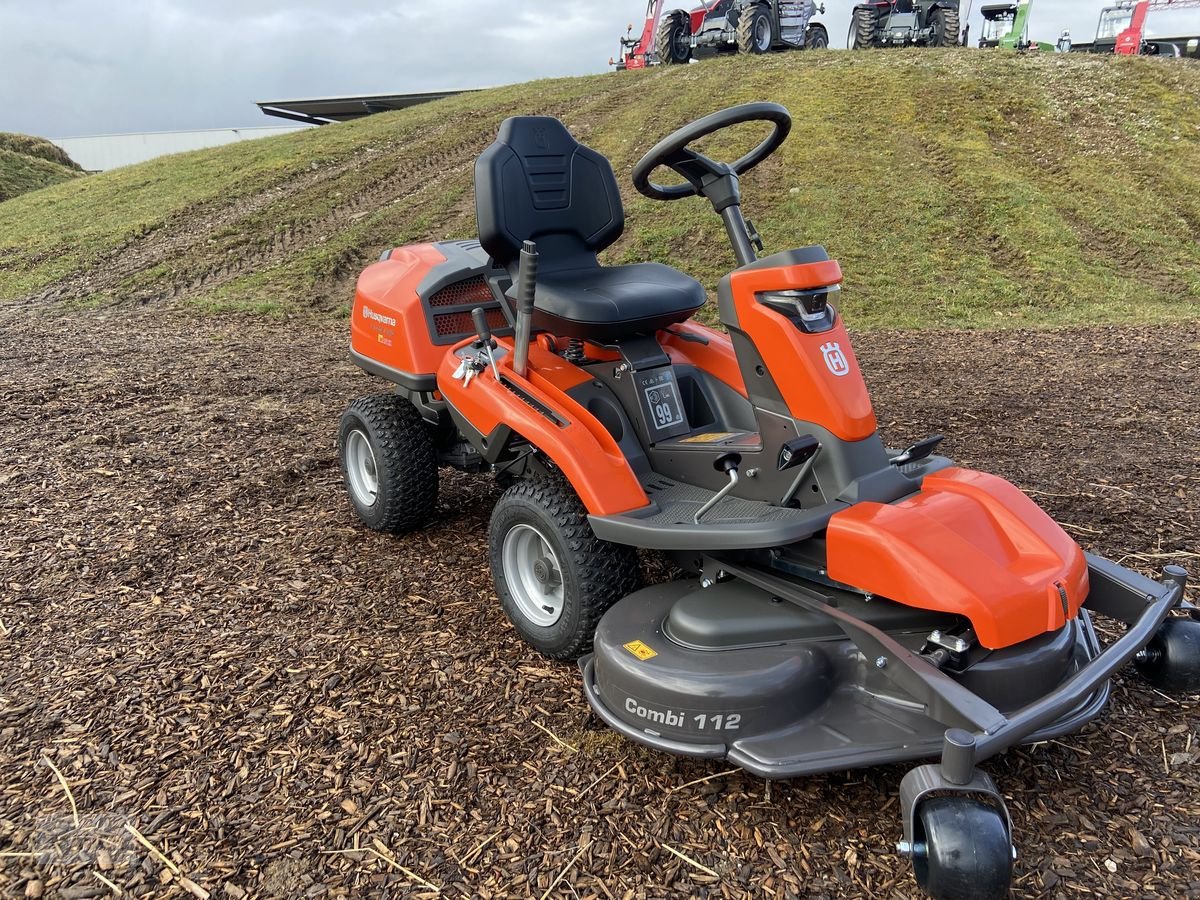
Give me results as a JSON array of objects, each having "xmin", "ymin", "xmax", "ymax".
[
  {"xmin": 978, "ymin": 0, "xmax": 1056, "ymax": 51},
  {"xmin": 848, "ymin": 0, "xmax": 962, "ymax": 48}
]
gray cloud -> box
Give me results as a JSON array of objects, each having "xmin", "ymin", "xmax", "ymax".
[{"xmin": 1, "ymin": 1, "xmax": 1198, "ymax": 138}]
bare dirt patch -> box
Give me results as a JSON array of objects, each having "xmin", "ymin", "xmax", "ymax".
[{"xmin": 1, "ymin": 307, "xmax": 1197, "ymax": 898}]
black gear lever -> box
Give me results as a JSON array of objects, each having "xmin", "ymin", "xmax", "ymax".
[{"xmin": 471, "ymin": 307, "xmax": 501, "ymax": 381}]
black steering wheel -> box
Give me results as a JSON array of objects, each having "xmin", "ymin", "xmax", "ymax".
[{"xmin": 631, "ymin": 102, "xmax": 792, "ymax": 202}]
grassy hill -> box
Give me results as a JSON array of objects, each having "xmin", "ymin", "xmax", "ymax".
[
  {"xmin": 1, "ymin": 50, "xmax": 1199, "ymax": 328},
  {"xmin": 0, "ymin": 133, "xmax": 83, "ymax": 203}
]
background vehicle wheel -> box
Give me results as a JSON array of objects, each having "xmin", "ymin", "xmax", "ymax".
[
  {"xmin": 655, "ymin": 10, "xmax": 693, "ymax": 65},
  {"xmin": 930, "ymin": 7, "xmax": 960, "ymax": 47},
  {"xmin": 849, "ymin": 8, "xmax": 878, "ymax": 49},
  {"xmin": 912, "ymin": 797, "xmax": 1012, "ymax": 900},
  {"xmin": 1134, "ymin": 617, "xmax": 1200, "ymax": 692},
  {"xmin": 490, "ymin": 477, "xmax": 640, "ymax": 660},
  {"xmin": 805, "ymin": 25, "xmax": 829, "ymax": 50},
  {"xmin": 737, "ymin": 4, "xmax": 774, "ymax": 54},
  {"xmin": 338, "ymin": 393, "xmax": 437, "ymax": 533}
]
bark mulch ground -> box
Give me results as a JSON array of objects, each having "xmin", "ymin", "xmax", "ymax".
[{"xmin": 1, "ymin": 306, "xmax": 1197, "ymax": 899}]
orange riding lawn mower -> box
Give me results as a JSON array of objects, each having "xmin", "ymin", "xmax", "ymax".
[{"xmin": 338, "ymin": 104, "xmax": 1199, "ymax": 898}]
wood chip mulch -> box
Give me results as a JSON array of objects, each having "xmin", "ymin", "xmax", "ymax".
[{"xmin": 1, "ymin": 307, "xmax": 1197, "ymax": 899}]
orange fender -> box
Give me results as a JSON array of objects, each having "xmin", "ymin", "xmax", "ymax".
[
  {"xmin": 437, "ymin": 339, "xmax": 650, "ymax": 517},
  {"xmin": 826, "ymin": 468, "xmax": 1089, "ymax": 649}
]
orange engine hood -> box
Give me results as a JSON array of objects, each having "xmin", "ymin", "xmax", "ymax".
[{"xmin": 826, "ymin": 468, "xmax": 1089, "ymax": 650}]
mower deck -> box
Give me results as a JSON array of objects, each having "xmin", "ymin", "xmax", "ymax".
[{"xmin": 582, "ymin": 555, "xmax": 1186, "ymax": 778}]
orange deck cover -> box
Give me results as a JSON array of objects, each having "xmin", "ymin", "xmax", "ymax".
[{"xmin": 826, "ymin": 468, "xmax": 1089, "ymax": 649}]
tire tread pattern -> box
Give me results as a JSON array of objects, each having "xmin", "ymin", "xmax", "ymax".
[
  {"xmin": 340, "ymin": 392, "xmax": 437, "ymax": 534},
  {"xmin": 491, "ymin": 476, "xmax": 641, "ymax": 660},
  {"xmin": 737, "ymin": 4, "xmax": 773, "ymax": 54}
]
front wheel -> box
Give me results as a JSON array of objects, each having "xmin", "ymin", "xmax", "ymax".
[
  {"xmin": 848, "ymin": 8, "xmax": 877, "ymax": 49},
  {"xmin": 805, "ymin": 25, "xmax": 829, "ymax": 50},
  {"xmin": 489, "ymin": 477, "xmax": 641, "ymax": 659},
  {"xmin": 930, "ymin": 8, "xmax": 960, "ymax": 47},
  {"xmin": 1134, "ymin": 617, "xmax": 1200, "ymax": 692},
  {"xmin": 737, "ymin": 4, "xmax": 774, "ymax": 54},
  {"xmin": 912, "ymin": 798, "xmax": 1013, "ymax": 900},
  {"xmin": 655, "ymin": 10, "xmax": 693, "ymax": 65}
]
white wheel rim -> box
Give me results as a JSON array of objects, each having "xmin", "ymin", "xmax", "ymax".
[
  {"xmin": 345, "ymin": 429, "xmax": 379, "ymax": 507},
  {"xmin": 755, "ymin": 17, "xmax": 771, "ymax": 50},
  {"xmin": 502, "ymin": 524, "xmax": 566, "ymax": 628}
]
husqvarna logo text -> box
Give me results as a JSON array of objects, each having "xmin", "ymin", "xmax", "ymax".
[
  {"xmin": 362, "ymin": 305, "xmax": 397, "ymax": 328},
  {"xmin": 820, "ymin": 342, "xmax": 850, "ymax": 377}
]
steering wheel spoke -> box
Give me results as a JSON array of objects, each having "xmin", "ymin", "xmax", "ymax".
[{"xmin": 632, "ymin": 102, "xmax": 792, "ymax": 203}]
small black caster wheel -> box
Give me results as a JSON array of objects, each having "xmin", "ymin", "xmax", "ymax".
[
  {"xmin": 1135, "ymin": 617, "xmax": 1200, "ymax": 692},
  {"xmin": 912, "ymin": 797, "xmax": 1013, "ymax": 900}
]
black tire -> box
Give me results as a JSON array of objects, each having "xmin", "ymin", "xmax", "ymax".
[
  {"xmin": 737, "ymin": 3, "xmax": 774, "ymax": 54},
  {"xmin": 930, "ymin": 7, "xmax": 960, "ymax": 47},
  {"xmin": 1134, "ymin": 617, "xmax": 1200, "ymax": 693},
  {"xmin": 805, "ymin": 24, "xmax": 829, "ymax": 50},
  {"xmin": 849, "ymin": 7, "xmax": 878, "ymax": 49},
  {"xmin": 655, "ymin": 10, "xmax": 692, "ymax": 65},
  {"xmin": 338, "ymin": 393, "xmax": 437, "ymax": 534},
  {"xmin": 912, "ymin": 798, "xmax": 1013, "ymax": 900},
  {"xmin": 489, "ymin": 477, "xmax": 640, "ymax": 660}
]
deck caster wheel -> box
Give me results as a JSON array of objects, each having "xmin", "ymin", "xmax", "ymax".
[
  {"xmin": 911, "ymin": 797, "xmax": 1013, "ymax": 900},
  {"xmin": 1135, "ymin": 617, "xmax": 1200, "ymax": 692},
  {"xmin": 338, "ymin": 393, "xmax": 437, "ymax": 534},
  {"xmin": 490, "ymin": 477, "xmax": 640, "ymax": 660}
]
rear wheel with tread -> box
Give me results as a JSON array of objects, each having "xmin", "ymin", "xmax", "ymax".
[
  {"xmin": 490, "ymin": 477, "xmax": 640, "ymax": 660},
  {"xmin": 737, "ymin": 4, "xmax": 775, "ymax": 54},
  {"xmin": 339, "ymin": 393, "xmax": 438, "ymax": 533},
  {"xmin": 930, "ymin": 7, "xmax": 960, "ymax": 46},
  {"xmin": 912, "ymin": 797, "xmax": 1013, "ymax": 900},
  {"xmin": 849, "ymin": 7, "xmax": 878, "ymax": 49},
  {"xmin": 655, "ymin": 10, "xmax": 692, "ymax": 65}
]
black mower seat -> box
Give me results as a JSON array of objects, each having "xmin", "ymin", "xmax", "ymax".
[
  {"xmin": 475, "ymin": 116, "xmax": 705, "ymax": 341},
  {"xmin": 531, "ymin": 263, "xmax": 706, "ymax": 342}
]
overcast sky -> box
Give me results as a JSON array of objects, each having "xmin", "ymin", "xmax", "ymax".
[{"xmin": 3, "ymin": 1, "xmax": 1199, "ymax": 138}]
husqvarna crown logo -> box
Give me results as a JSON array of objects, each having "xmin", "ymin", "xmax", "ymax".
[{"xmin": 820, "ymin": 342, "xmax": 850, "ymax": 377}]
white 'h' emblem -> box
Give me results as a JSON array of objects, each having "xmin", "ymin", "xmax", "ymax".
[{"xmin": 820, "ymin": 342, "xmax": 850, "ymax": 377}]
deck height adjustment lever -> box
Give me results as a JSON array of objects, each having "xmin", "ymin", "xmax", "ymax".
[
  {"xmin": 471, "ymin": 307, "xmax": 501, "ymax": 381},
  {"xmin": 512, "ymin": 240, "xmax": 538, "ymax": 379},
  {"xmin": 777, "ymin": 435, "xmax": 822, "ymax": 508},
  {"xmin": 694, "ymin": 453, "xmax": 742, "ymax": 525},
  {"xmin": 891, "ymin": 434, "xmax": 945, "ymax": 467}
]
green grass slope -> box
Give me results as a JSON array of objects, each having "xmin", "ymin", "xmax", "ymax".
[
  {"xmin": 0, "ymin": 133, "xmax": 83, "ymax": 203},
  {"xmin": 1, "ymin": 50, "xmax": 1199, "ymax": 328}
]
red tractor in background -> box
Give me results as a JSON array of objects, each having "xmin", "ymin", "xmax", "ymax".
[
  {"xmin": 613, "ymin": 0, "xmax": 828, "ymax": 69},
  {"xmin": 1109, "ymin": 0, "xmax": 1200, "ymax": 55}
]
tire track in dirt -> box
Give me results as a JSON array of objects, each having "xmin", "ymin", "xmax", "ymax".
[
  {"xmin": 1023, "ymin": 137, "xmax": 1191, "ymax": 297},
  {"xmin": 914, "ymin": 136, "xmax": 1031, "ymax": 285},
  {"xmin": 17, "ymin": 73, "xmax": 675, "ymax": 312}
]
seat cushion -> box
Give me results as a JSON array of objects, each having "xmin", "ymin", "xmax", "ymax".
[{"xmin": 531, "ymin": 262, "xmax": 706, "ymax": 341}]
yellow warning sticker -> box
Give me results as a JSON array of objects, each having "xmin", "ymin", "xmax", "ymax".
[
  {"xmin": 679, "ymin": 432, "xmax": 738, "ymax": 444},
  {"xmin": 623, "ymin": 640, "xmax": 658, "ymax": 661}
]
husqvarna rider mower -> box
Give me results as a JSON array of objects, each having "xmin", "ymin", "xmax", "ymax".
[{"xmin": 339, "ymin": 103, "xmax": 1199, "ymax": 898}]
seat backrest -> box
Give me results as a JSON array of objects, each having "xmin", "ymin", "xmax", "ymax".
[{"xmin": 475, "ymin": 117, "xmax": 625, "ymax": 274}]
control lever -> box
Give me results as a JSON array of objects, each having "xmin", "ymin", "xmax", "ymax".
[
  {"xmin": 471, "ymin": 307, "xmax": 501, "ymax": 381},
  {"xmin": 777, "ymin": 435, "xmax": 822, "ymax": 508},
  {"xmin": 694, "ymin": 453, "xmax": 741, "ymax": 525},
  {"xmin": 512, "ymin": 240, "xmax": 538, "ymax": 379},
  {"xmin": 891, "ymin": 434, "xmax": 945, "ymax": 467}
]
